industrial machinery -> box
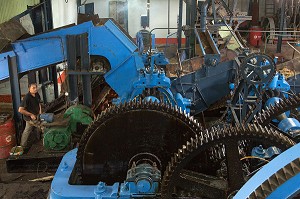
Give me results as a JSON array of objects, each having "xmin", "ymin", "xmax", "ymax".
[
  {"xmin": 42, "ymin": 104, "xmax": 93, "ymax": 151},
  {"xmin": 1, "ymin": 1, "xmax": 300, "ymax": 198},
  {"xmin": 234, "ymin": 142, "xmax": 300, "ymax": 199},
  {"xmin": 45, "ymin": 20, "xmax": 298, "ymax": 199}
]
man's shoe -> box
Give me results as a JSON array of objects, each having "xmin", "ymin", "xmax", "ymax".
[{"xmin": 10, "ymin": 146, "xmax": 24, "ymax": 156}]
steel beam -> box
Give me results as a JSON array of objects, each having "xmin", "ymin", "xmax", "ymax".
[
  {"xmin": 8, "ymin": 56, "xmax": 22, "ymax": 144},
  {"xmin": 67, "ymin": 35, "xmax": 79, "ymax": 102},
  {"xmin": 51, "ymin": 65, "xmax": 59, "ymax": 99},
  {"xmin": 39, "ymin": 68, "xmax": 48, "ymax": 103},
  {"xmin": 185, "ymin": 0, "xmax": 191, "ymax": 58},
  {"xmin": 43, "ymin": 0, "xmax": 53, "ymax": 31},
  {"xmin": 79, "ymin": 33, "xmax": 92, "ymax": 107},
  {"xmin": 277, "ymin": 0, "xmax": 286, "ymax": 53},
  {"xmin": 178, "ymin": 0, "xmax": 183, "ymax": 49}
]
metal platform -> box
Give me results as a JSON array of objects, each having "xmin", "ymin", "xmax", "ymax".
[{"xmin": 6, "ymin": 140, "xmax": 66, "ymax": 173}]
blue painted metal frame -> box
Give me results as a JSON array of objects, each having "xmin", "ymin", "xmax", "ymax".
[
  {"xmin": 171, "ymin": 60, "xmax": 237, "ymax": 114},
  {"xmin": 0, "ymin": 20, "xmax": 137, "ymax": 82},
  {"xmin": 0, "ymin": 19, "xmax": 191, "ymax": 113},
  {"xmin": 49, "ymin": 149, "xmax": 160, "ymax": 199},
  {"xmin": 268, "ymin": 73, "xmax": 290, "ymax": 94},
  {"xmin": 234, "ymin": 143, "xmax": 300, "ymax": 199},
  {"xmin": 50, "ymin": 149, "xmax": 107, "ymax": 199}
]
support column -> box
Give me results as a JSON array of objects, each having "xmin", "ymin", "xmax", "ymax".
[
  {"xmin": 67, "ymin": 35, "xmax": 79, "ymax": 102},
  {"xmin": 39, "ymin": 69, "xmax": 48, "ymax": 103},
  {"xmin": 277, "ymin": 0, "xmax": 286, "ymax": 53},
  {"xmin": 51, "ymin": 65, "xmax": 59, "ymax": 99},
  {"xmin": 80, "ymin": 33, "xmax": 92, "ymax": 107},
  {"xmin": 178, "ymin": 0, "xmax": 183, "ymax": 49},
  {"xmin": 8, "ymin": 56, "xmax": 22, "ymax": 144},
  {"xmin": 185, "ymin": 0, "xmax": 191, "ymax": 58}
]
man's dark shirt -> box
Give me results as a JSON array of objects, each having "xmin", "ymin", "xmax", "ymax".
[{"xmin": 20, "ymin": 92, "xmax": 41, "ymax": 121}]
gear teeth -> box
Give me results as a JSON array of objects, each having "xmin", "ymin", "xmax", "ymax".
[
  {"xmin": 178, "ymin": 149, "xmax": 183, "ymax": 159},
  {"xmin": 254, "ymin": 93, "xmax": 300, "ymax": 127},
  {"xmin": 76, "ymin": 100, "xmax": 204, "ymax": 185},
  {"xmin": 161, "ymin": 124, "xmax": 295, "ymax": 199},
  {"xmin": 186, "ymin": 141, "xmax": 192, "ymax": 152},
  {"xmin": 173, "ymin": 153, "xmax": 179, "ymax": 163},
  {"xmin": 184, "ymin": 110, "xmax": 187, "ymax": 116},
  {"xmin": 247, "ymin": 123, "xmax": 253, "ymax": 132},
  {"xmin": 182, "ymin": 145, "xmax": 187, "ymax": 155},
  {"xmin": 290, "ymin": 95, "xmax": 298, "ymax": 103},
  {"xmin": 249, "ymin": 158, "xmax": 300, "ymax": 199}
]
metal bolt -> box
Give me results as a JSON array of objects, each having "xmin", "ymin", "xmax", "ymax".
[{"xmin": 96, "ymin": 181, "xmax": 106, "ymax": 193}]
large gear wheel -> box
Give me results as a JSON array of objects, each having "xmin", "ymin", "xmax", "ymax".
[
  {"xmin": 69, "ymin": 101, "xmax": 202, "ymax": 185},
  {"xmin": 254, "ymin": 93, "xmax": 300, "ymax": 127},
  {"xmin": 241, "ymin": 53, "xmax": 275, "ymax": 85},
  {"xmin": 235, "ymin": 143, "xmax": 300, "ymax": 199},
  {"xmin": 161, "ymin": 124, "xmax": 295, "ymax": 199},
  {"xmin": 246, "ymin": 158, "xmax": 300, "ymax": 199}
]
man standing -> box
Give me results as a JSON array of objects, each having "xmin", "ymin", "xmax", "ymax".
[{"xmin": 18, "ymin": 83, "xmax": 42, "ymax": 150}]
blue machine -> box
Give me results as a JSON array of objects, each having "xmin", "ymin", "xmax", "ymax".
[
  {"xmin": 268, "ymin": 73, "xmax": 291, "ymax": 94},
  {"xmin": 2, "ymin": 2, "xmax": 299, "ymax": 198},
  {"xmin": 50, "ymin": 149, "xmax": 160, "ymax": 199},
  {"xmin": 0, "ymin": 20, "xmax": 191, "ymax": 113},
  {"xmin": 0, "ymin": 19, "xmax": 193, "ymax": 199},
  {"xmin": 264, "ymin": 80, "xmax": 300, "ymax": 140},
  {"xmin": 251, "ymin": 145, "xmax": 281, "ymax": 159}
]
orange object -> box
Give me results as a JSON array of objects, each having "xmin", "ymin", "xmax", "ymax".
[{"xmin": 57, "ymin": 70, "xmax": 66, "ymax": 84}]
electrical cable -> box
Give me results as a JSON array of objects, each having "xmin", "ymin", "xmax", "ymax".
[{"xmin": 240, "ymin": 156, "xmax": 270, "ymax": 162}]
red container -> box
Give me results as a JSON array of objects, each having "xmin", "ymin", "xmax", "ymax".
[
  {"xmin": 0, "ymin": 116, "xmax": 16, "ymax": 159},
  {"xmin": 249, "ymin": 26, "xmax": 262, "ymax": 47}
]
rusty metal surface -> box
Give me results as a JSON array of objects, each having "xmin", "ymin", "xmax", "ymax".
[
  {"xmin": 276, "ymin": 57, "xmax": 300, "ymax": 74},
  {"xmin": 0, "ymin": 19, "xmax": 27, "ymax": 52},
  {"xmin": 166, "ymin": 49, "xmax": 237, "ymax": 77},
  {"xmin": 166, "ymin": 56, "xmax": 204, "ymax": 77}
]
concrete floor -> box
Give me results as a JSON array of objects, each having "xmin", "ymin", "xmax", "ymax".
[{"xmin": 0, "ymin": 158, "xmax": 53, "ymax": 199}]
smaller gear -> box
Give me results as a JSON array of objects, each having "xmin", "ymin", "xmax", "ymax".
[
  {"xmin": 255, "ymin": 93, "xmax": 300, "ymax": 127},
  {"xmin": 241, "ymin": 53, "xmax": 276, "ymax": 85}
]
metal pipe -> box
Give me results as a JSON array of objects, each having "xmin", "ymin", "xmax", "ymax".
[
  {"xmin": 164, "ymin": 31, "xmax": 177, "ymax": 54},
  {"xmin": 200, "ymin": 1, "xmax": 209, "ymax": 32},
  {"xmin": 149, "ymin": 27, "xmax": 178, "ymax": 51},
  {"xmin": 190, "ymin": 0, "xmax": 197, "ymax": 57},
  {"xmin": 287, "ymin": 41, "xmax": 300, "ymax": 55},
  {"xmin": 264, "ymin": 34, "xmax": 300, "ymax": 53},
  {"xmin": 186, "ymin": 0, "xmax": 191, "ymax": 57},
  {"xmin": 168, "ymin": 0, "xmax": 170, "ymax": 34},
  {"xmin": 277, "ymin": 0, "xmax": 286, "ymax": 53},
  {"xmin": 147, "ymin": 0, "xmax": 150, "ymax": 27},
  {"xmin": 178, "ymin": 0, "xmax": 183, "ymax": 49}
]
